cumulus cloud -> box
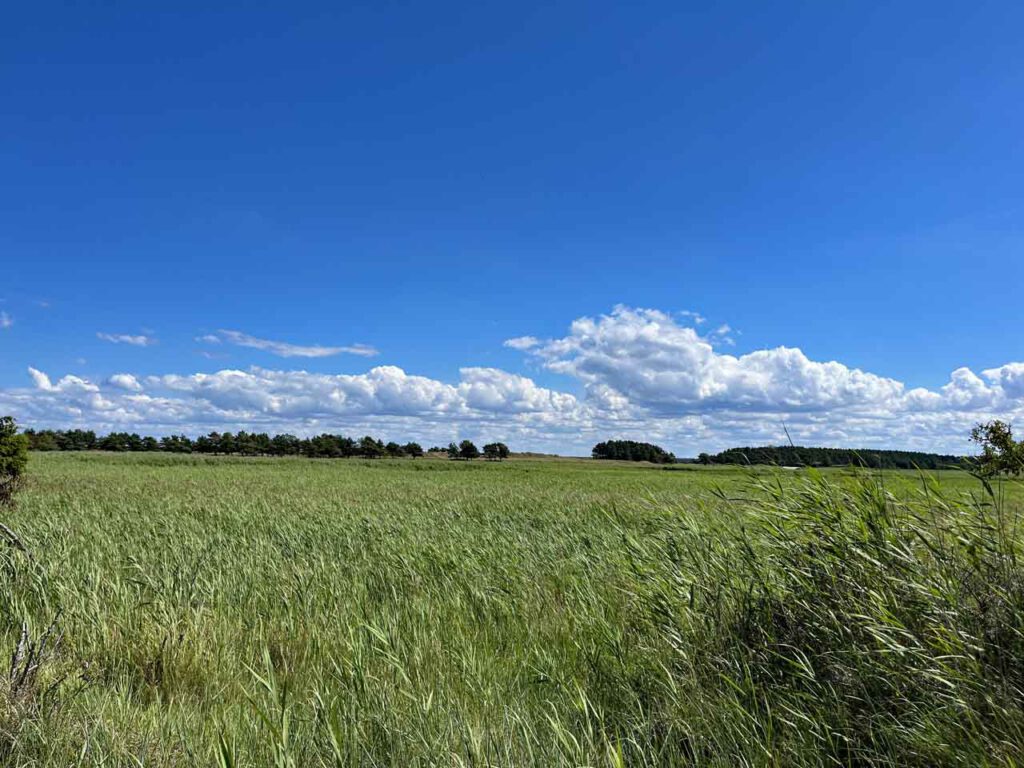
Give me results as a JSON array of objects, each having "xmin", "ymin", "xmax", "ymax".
[
  {"xmin": 149, "ymin": 365, "xmax": 581, "ymax": 421},
  {"xmin": 28, "ymin": 368, "xmax": 52, "ymax": 391},
  {"xmin": 97, "ymin": 332, "xmax": 156, "ymax": 347},
  {"xmin": 519, "ymin": 306, "xmax": 905, "ymax": 415},
  {"xmin": 216, "ymin": 330, "xmax": 379, "ymax": 358},
  {"xmin": 5, "ymin": 306, "xmax": 1024, "ymax": 455},
  {"xmin": 107, "ymin": 374, "xmax": 143, "ymax": 391}
]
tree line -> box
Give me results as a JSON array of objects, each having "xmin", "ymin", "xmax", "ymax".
[
  {"xmin": 22, "ymin": 428, "xmax": 512, "ymax": 461},
  {"xmin": 590, "ymin": 438, "xmax": 971, "ymax": 469},
  {"xmin": 697, "ymin": 445, "xmax": 968, "ymax": 470},
  {"xmin": 444, "ymin": 441, "xmax": 510, "ymax": 461},
  {"xmin": 592, "ymin": 440, "xmax": 676, "ymax": 464}
]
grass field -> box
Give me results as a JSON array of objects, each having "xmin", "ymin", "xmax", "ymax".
[{"xmin": 2, "ymin": 453, "xmax": 1024, "ymax": 766}]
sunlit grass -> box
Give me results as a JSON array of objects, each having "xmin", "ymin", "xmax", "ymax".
[{"xmin": 0, "ymin": 453, "xmax": 1021, "ymax": 765}]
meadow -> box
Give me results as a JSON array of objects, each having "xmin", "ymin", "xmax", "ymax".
[{"xmin": 2, "ymin": 453, "xmax": 1023, "ymax": 766}]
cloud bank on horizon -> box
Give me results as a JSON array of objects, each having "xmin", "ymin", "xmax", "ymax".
[{"xmin": 4, "ymin": 306, "xmax": 1023, "ymax": 455}]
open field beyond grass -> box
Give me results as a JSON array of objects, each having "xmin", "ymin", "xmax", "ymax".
[{"xmin": 2, "ymin": 453, "xmax": 1024, "ymax": 765}]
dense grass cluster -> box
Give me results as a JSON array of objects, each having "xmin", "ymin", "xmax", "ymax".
[{"xmin": 0, "ymin": 454, "xmax": 1022, "ymax": 765}]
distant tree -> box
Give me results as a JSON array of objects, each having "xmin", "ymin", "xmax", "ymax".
[
  {"xmin": 159, "ymin": 434, "xmax": 193, "ymax": 453},
  {"xmin": 0, "ymin": 417, "xmax": 29, "ymax": 506},
  {"xmin": 483, "ymin": 442, "xmax": 510, "ymax": 461},
  {"xmin": 592, "ymin": 440, "xmax": 675, "ymax": 464},
  {"xmin": 234, "ymin": 431, "xmax": 256, "ymax": 456},
  {"xmin": 9, "ymin": 422, "xmax": 523, "ymax": 467},
  {"xmin": 704, "ymin": 445, "xmax": 966, "ymax": 470},
  {"xmin": 270, "ymin": 434, "xmax": 301, "ymax": 456},
  {"xmin": 698, "ymin": 452, "xmax": 712, "ymax": 465},
  {"xmin": 307, "ymin": 434, "xmax": 341, "ymax": 458},
  {"xmin": 66, "ymin": 429, "xmax": 97, "ymax": 450},
  {"xmin": 98, "ymin": 432, "xmax": 126, "ymax": 451},
  {"xmin": 195, "ymin": 433, "xmax": 218, "ymax": 453},
  {"xmin": 360, "ymin": 436, "xmax": 385, "ymax": 459},
  {"xmin": 25, "ymin": 429, "xmax": 59, "ymax": 451},
  {"xmin": 970, "ymin": 420, "xmax": 1024, "ymax": 476}
]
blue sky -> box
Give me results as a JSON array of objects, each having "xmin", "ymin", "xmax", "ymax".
[{"xmin": 3, "ymin": 1, "xmax": 1024, "ymax": 454}]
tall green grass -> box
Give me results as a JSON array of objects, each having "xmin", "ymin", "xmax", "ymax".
[{"xmin": 0, "ymin": 453, "xmax": 1021, "ymax": 765}]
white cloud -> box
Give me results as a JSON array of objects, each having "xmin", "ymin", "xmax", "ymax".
[
  {"xmin": 678, "ymin": 310, "xmax": 706, "ymax": 325},
  {"xmin": 503, "ymin": 336, "xmax": 540, "ymax": 351},
  {"xmin": 150, "ymin": 365, "xmax": 580, "ymax": 421},
  {"xmin": 4, "ymin": 307, "xmax": 1024, "ymax": 455},
  {"xmin": 340, "ymin": 343, "xmax": 381, "ymax": 358},
  {"xmin": 195, "ymin": 334, "xmax": 221, "ymax": 344},
  {"xmin": 107, "ymin": 374, "xmax": 143, "ymax": 391},
  {"xmin": 97, "ymin": 332, "xmax": 156, "ymax": 347},
  {"xmin": 217, "ymin": 330, "xmax": 379, "ymax": 358},
  {"xmin": 981, "ymin": 363, "xmax": 1024, "ymax": 401},
  {"xmin": 521, "ymin": 306, "xmax": 905, "ymax": 415},
  {"xmin": 0, "ymin": 312, "xmax": 12, "ymax": 329},
  {"xmin": 28, "ymin": 368, "xmax": 52, "ymax": 391}
]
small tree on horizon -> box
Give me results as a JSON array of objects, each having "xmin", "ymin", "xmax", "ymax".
[
  {"xmin": 459, "ymin": 440, "xmax": 480, "ymax": 461},
  {"xmin": 483, "ymin": 442, "xmax": 510, "ymax": 461},
  {"xmin": 446, "ymin": 442, "xmax": 460, "ymax": 460}
]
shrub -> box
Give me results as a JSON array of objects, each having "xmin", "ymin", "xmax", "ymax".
[{"xmin": 0, "ymin": 416, "xmax": 29, "ymax": 505}]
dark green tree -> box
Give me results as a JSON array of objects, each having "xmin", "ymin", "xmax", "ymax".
[
  {"xmin": 459, "ymin": 440, "xmax": 480, "ymax": 461},
  {"xmin": 360, "ymin": 436, "xmax": 384, "ymax": 459},
  {"xmin": 592, "ymin": 440, "xmax": 675, "ymax": 464},
  {"xmin": 24, "ymin": 429, "xmax": 59, "ymax": 451},
  {"xmin": 970, "ymin": 420, "xmax": 1024, "ymax": 476},
  {"xmin": 483, "ymin": 442, "xmax": 510, "ymax": 461},
  {"xmin": 403, "ymin": 442, "xmax": 424, "ymax": 458},
  {"xmin": 446, "ymin": 442, "xmax": 460, "ymax": 460},
  {"xmin": 705, "ymin": 445, "xmax": 966, "ymax": 470},
  {"xmin": 270, "ymin": 434, "xmax": 301, "ymax": 456},
  {"xmin": 0, "ymin": 417, "xmax": 29, "ymax": 506}
]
